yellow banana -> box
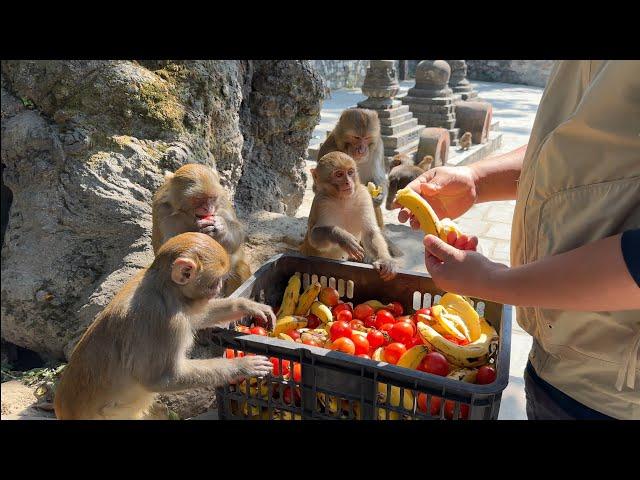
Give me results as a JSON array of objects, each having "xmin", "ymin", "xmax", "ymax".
[
  {"xmin": 363, "ymin": 300, "xmax": 392, "ymax": 311},
  {"xmin": 273, "ymin": 315, "xmax": 308, "ymax": 337},
  {"xmin": 367, "ymin": 181, "xmax": 382, "ymax": 199},
  {"xmin": 437, "ymin": 217, "xmax": 464, "ymax": 242},
  {"xmin": 372, "ymin": 346, "xmax": 385, "ymax": 361},
  {"xmin": 294, "ymin": 281, "xmax": 322, "ymax": 315},
  {"xmin": 371, "ymin": 346, "xmax": 415, "ymax": 419},
  {"xmin": 431, "ymin": 305, "xmax": 469, "ymax": 341},
  {"xmin": 277, "ymin": 274, "xmax": 302, "ymax": 319},
  {"xmin": 447, "ymin": 367, "xmax": 478, "ymax": 383},
  {"xmin": 278, "ymin": 333, "xmax": 295, "ymax": 342},
  {"xmin": 438, "ymin": 293, "xmax": 481, "ymax": 342},
  {"xmin": 417, "ymin": 319, "xmax": 499, "ymax": 368},
  {"xmin": 311, "ymin": 301, "xmax": 333, "ymax": 323},
  {"xmin": 397, "ymin": 345, "xmax": 431, "ymax": 370}
]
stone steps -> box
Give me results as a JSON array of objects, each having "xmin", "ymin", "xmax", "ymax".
[{"xmin": 380, "ymin": 117, "xmax": 419, "ymax": 136}]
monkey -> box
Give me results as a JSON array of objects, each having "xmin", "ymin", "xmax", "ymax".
[
  {"xmin": 386, "ymin": 155, "xmax": 435, "ymax": 211},
  {"xmin": 152, "ymin": 163, "xmax": 251, "ymax": 297},
  {"xmin": 300, "ymin": 152, "xmax": 397, "ymax": 281},
  {"xmin": 318, "ymin": 108, "xmax": 387, "ymax": 230},
  {"xmin": 54, "ymin": 232, "xmax": 275, "ymax": 420},
  {"xmin": 459, "ymin": 132, "xmax": 473, "ymax": 151}
]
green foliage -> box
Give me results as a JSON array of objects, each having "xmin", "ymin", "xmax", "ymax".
[{"xmin": 1, "ymin": 364, "xmax": 66, "ymax": 385}]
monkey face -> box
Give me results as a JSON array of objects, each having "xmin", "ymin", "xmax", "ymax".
[
  {"xmin": 331, "ymin": 166, "xmax": 357, "ymax": 199},
  {"xmin": 344, "ymin": 134, "xmax": 372, "ymax": 161}
]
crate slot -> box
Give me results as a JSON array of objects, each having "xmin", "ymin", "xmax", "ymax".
[
  {"xmin": 320, "ymin": 275, "xmax": 328, "ymax": 288},
  {"xmin": 328, "ymin": 277, "xmax": 336, "ymax": 290},
  {"xmin": 346, "ymin": 280, "xmax": 354, "ymax": 299},
  {"xmin": 302, "ymin": 273, "xmax": 310, "ymax": 290},
  {"xmin": 337, "ymin": 279, "xmax": 345, "ymax": 297},
  {"xmin": 422, "ymin": 292, "xmax": 432, "ymax": 308},
  {"xmin": 433, "ymin": 294, "xmax": 442, "ymax": 305},
  {"xmin": 412, "ymin": 291, "xmax": 422, "ymax": 310},
  {"xmin": 476, "ymin": 302, "xmax": 486, "ymax": 317},
  {"xmin": 259, "ymin": 289, "xmax": 265, "ymax": 303},
  {"xmin": 311, "ymin": 274, "xmax": 319, "ymax": 285}
]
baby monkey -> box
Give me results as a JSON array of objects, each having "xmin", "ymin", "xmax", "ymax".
[
  {"xmin": 300, "ymin": 152, "xmax": 397, "ymax": 281},
  {"xmin": 459, "ymin": 132, "xmax": 473, "ymax": 151}
]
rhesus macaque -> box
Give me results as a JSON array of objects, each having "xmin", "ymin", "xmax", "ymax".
[
  {"xmin": 300, "ymin": 152, "xmax": 397, "ymax": 281},
  {"xmin": 54, "ymin": 232, "xmax": 275, "ymax": 420},
  {"xmin": 152, "ymin": 163, "xmax": 250, "ymax": 296},
  {"xmin": 459, "ymin": 132, "xmax": 472, "ymax": 151},
  {"xmin": 386, "ymin": 155, "xmax": 433, "ymax": 211},
  {"xmin": 318, "ymin": 108, "xmax": 387, "ymax": 230}
]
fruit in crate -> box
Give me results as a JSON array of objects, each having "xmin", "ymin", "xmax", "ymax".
[{"xmin": 318, "ymin": 286, "xmax": 340, "ymax": 307}]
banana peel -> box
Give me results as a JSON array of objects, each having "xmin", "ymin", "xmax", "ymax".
[{"xmin": 438, "ymin": 293, "xmax": 481, "ymax": 342}]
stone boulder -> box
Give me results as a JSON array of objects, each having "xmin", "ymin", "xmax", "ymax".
[{"xmin": 1, "ymin": 60, "xmax": 324, "ymax": 360}]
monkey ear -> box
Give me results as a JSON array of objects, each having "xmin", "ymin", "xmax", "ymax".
[
  {"xmin": 164, "ymin": 171, "xmax": 175, "ymax": 181},
  {"xmin": 171, "ymin": 257, "xmax": 198, "ymax": 285}
]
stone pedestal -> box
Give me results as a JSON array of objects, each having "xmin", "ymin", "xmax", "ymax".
[
  {"xmin": 401, "ymin": 60, "xmax": 460, "ymax": 145},
  {"xmin": 357, "ymin": 60, "xmax": 423, "ymax": 166},
  {"xmin": 447, "ymin": 60, "xmax": 478, "ymax": 102},
  {"xmin": 455, "ymin": 101, "xmax": 493, "ymax": 144}
]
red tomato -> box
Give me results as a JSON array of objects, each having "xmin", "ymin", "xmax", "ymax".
[
  {"xmin": 306, "ymin": 314, "xmax": 321, "ymax": 329},
  {"xmin": 380, "ymin": 323, "xmax": 395, "ymax": 334},
  {"xmin": 397, "ymin": 317, "xmax": 417, "ymax": 334},
  {"xmin": 236, "ymin": 325, "xmax": 251, "ymax": 334},
  {"xmin": 390, "ymin": 322, "xmax": 414, "ymax": 344},
  {"xmin": 419, "ymin": 352, "xmax": 449, "ymax": 376},
  {"xmin": 249, "ymin": 326, "xmax": 267, "ymax": 336},
  {"xmin": 225, "ymin": 348, "xmax": 236, "ymax": 359},
  {"xmin": 270, "ymin": 358, "xmax": 291, "ymax": 377},
  {"xmin": 336, "ymin": 310, "xmax": 353, "ymax": 323},
  {"xmin": 330, "ymin": 321, "xmax": 352, "ymax": 341},
  {"xmin": 357, "ymin": 353, "xmax": 371, "ymax": 359},
  {"xmin": 375, "ymin": 309, "xmax": 396, "ymax": 329},
  {"xmin": 283, "ymin": 386, "xmax": 301, "ymax": 406},
  {"xmin": 286, "ymin": 329, "xmax": 301, "ymax": 341},
  {"xmin": 412, "ymin": 307, "xmax": 431, "ymax": 323},
  {"xmin": 444, "ymin": 400, "xmax": 469, "ymax": 420},
  {"xmin": 363, "ymin": 314, "xmax": 377, "ymax": 329},
  {"xmin": 389, "ymin": 301, "xmax": 404, "ymax": 317},
  {"xmin": 292, "ymin": 363, "xmax": 302, "ymax": 383},
  {"xmin": 353, "ymin": 304, "xmax": 375, "ymax": 320},
  {"xmin": 351, "ymin": 333, "xmax": 370, "ymax": 355},
  {"xmin": 384, "ymin": 343, "xmax": 407, "ymax": 364},
  {"xmin": 331, "ymin": 337, "xmax": 356, "ymax": 355},
  {"xmin": 319, "ymin": 287, "xmax": 340, "ymax": 307},
  {"xmin": 476, "ymin": 365, "xmax": 497, "ymax": 385},
  {"xmin": 302, "ymin": 338, "xmax": 320, "ymax": 347},
  {"xmin": 367, "ymin": 329, "xmax": 385, "ymax": 350},
  {"xmin": 332, "ymin": 303, "xmax": 353, "ymax": 316},
  {"xmin": 349, "ymin": 319, "xmax": 364, "ymax": 330},
  {"xmin": 404, "ymin": 336, "xmax": 422, "ymax": 348},
  {"xmin": 417, "ymin": 394, "xmax": 443, "ymax": 416}
]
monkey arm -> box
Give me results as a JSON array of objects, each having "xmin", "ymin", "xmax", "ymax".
[
  {"xmin": 210, "ymin": 210, "xmax": 246, "ymax": 254},
  {"xmin": 362, "ymin": 225, "xmax": 392, "ymax": 261},
  {"xmin": 370, "ymin": 140, "xmax": 388, "ymax": 207},
  {"xmin": 195, "ymin": 297, "xmax": 275, "ymax": 330}
]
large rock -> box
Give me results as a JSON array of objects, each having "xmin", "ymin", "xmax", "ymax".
[{"xmin": 1, "ymin": 60, "xmax": 324, "ymax": 360}]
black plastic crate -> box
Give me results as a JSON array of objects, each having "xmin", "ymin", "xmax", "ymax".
[{"xmin": 211, "ymin": 253, "xmax": 511, "ymax": 420}]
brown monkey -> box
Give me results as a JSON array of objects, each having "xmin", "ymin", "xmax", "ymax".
[
  {"xmin": 385, "ymin": 155, "xmax": 434, "ymax": 210},
  {"xmin": 318, "ymin": 108, "xmax": 387, "ymax": 230},
  {"xmin": 459, "ymin": 132, "xmax": 472, "ymax": 151},
  {"xmin": 54, "ymin": 232, "xmax": 275, "ymax": 420},
  {"xmin": 300, "ymin": 152, "xmax": 397, "ymax": 281},
  {"xmin": 152, "ymin": 163, "xmax": 250, "ymax": 296}
]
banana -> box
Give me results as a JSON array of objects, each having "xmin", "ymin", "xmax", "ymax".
[
  {"xmin": 371, "ymin": 346, "xmax": 415, "ymax": 420},
  {"xmin": 367, "ymin": 182, "xmax": 382, "ymax": 199},
  {"xmin": 310, "ymin": 301, "xmax": 333, "ymax": 323},
  {"xmin": 397, "ymin": 345, "xmax": 431, "ymax": 370},
  {"xmin": 431, "ymin": 305, "xmax": 469, "ymax": 341},
  {"xmin": 294, "ymin": 281, "xmax": 322, "ymax": 315},
  {"xmin": 278, "ymin": 333, "xmax": 295, "ymax": 342},
  {"xmin": 417, "ymin": 319, "xmax": 499, "ymax": 368},
  {"xmin": 438, "ymin": 293, "xmax": 481, "ymax": 342},
  {"xmin": 363, "ymin": 300, "xmax": 392, "ymax": 311},
  {"xmin": 447, "ymin": 367, "xmax": 478, "ymax": 383},
  {"xmin": 372, "ymin": 346, "xmax": 385, "ymax": 361},
  {"xmin": 273, "ymin": 315, "xmax": 308, "ymax": 337},
  {"xmin": 277, "ymin": 274, "xmax": 302, "ymax": 319},
  {"xmin": 318, "ymin": 393, "xmax": 339, "ymax": 414},
  {"xmin": 394, "ymin": 187, "xmax": 464, "ymax": 241}
]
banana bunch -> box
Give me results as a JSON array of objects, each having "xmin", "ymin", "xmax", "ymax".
[
  {"xmin": 446, "ymin": 367, "xmax": 478, "ymax": 383},
  {"xmin": 417, "ymin": 317, "xmax": 498, "ymax": 368},
  {"xmin": 273, "ymin": 315, "xmax": 308, "ymax": 337},
  {"xmin": 362, "ymin": 299, "xmax": 393, "ymax": 312},
  {"xmin": 394, "ymin": 187, "xmax": 464, "ymax": 241},
  {"xmin": 367, "ymin": 182, "xmax": 382, "ymax": 199},
  {"xmin": 294, "ymin": 282, "xmax": 322, "ymax": 315},
  {"xmin": 372, "ymin": 347, "xmax": 415, "ymax": 420},
  {"xmin": 310, "ymin": 301, "xmax": 333, "ymax": 323},
  {"xmin": 277, "ymin": 274, "xmax": 302, "ymax": 319},
  {"xmin": 438, "ymin": 293, "xmax": 481, "ymax": 342}
]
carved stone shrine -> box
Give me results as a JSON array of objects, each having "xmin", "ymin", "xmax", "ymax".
[{"xmin": 447, "ymin": 60, "xmax": 478, "ymax": 102}]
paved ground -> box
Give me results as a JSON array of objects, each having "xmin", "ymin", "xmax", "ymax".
[{"xmin": 305, "ymin": 80, "xmax": 545, "ymax": 419}]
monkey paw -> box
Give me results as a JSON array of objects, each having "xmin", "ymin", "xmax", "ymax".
[
  {"xmin": 235, "ymin": 355, "xmax": 274, "ymax": 378},
  {"xmin": 339, "ymin": 236, "xmax": 365, "ymax": 262},
  {"xmin": 240, "ymin": 299, "xmax": 276, "ymax": 327},
  {"xmin": 373, "ymin": 259, "xmax": 398, "ymax": 282}
]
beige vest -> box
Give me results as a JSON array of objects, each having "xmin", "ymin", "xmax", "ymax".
[{"xmin": 511, "ymin": 60, "xmax": 640, "ymax": 419}]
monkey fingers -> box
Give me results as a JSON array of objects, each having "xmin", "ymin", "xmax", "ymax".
[
  {"xmin": 200, "ymin": 225, "xmax": 219, "ymax": 236},
  {"xmin": 342, "ymin": 239, "xmax": 365, "ymax": 262},
  {"xmin": 236, "ymin": 355, "xmax": 274, "ymax": 378},
  {"xmin": 196, "ymin": 217, "xmax": 216, "ymax": 228},
  {"xmin": 374, "ymin": 260, "xmax": 398, "ymax": 282}
]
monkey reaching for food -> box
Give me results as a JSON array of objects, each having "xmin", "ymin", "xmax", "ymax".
[
  {"xmin": 54, "ymin": 232, "xmax": 275, "ymax": 420},
  {"xmin": 152, "ymin": 163, "xmax": 251, "ymax": 296},
  {"xmin": 386, "ymin": 154, "xmax": 435, "ymax": 210},
  {"xmin": 300, "ymin": 152, "xmax": 397, "ymax": 281}
]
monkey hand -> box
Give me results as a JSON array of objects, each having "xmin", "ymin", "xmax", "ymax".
[
  {"xmin": 237, "ymin": 298, "xmax": 276, "ymax": 329},
  {"xmin": 373, "ymin": 258, "xmax": 398, "ymax": 282},
  {"xmin": 233, "ymin": 355, "xmax": 274, "ymax": 379},
  {"xmin": 199, "ymin": 215, "xmax": 225, "ymax": 238},
  {"xmin": 337, "ymin": 233, "xmax": 365, "ymax": 262}
]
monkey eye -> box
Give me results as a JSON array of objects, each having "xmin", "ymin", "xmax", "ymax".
[
  {"xmin": 335, "ymin": 171, "xmax": 344, "ymax": 178},
  {"xmin": 347, "ymin": 169, "xmax": 355, "ymax": 176}
]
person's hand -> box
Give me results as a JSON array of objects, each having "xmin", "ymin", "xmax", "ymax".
[
  {"xmin": 393, "ymin": 165, "xmax": 478, "ymax": 225},
  {"xmin": 423, "ymin": 234, "xmax": 507, "ymax": 298}
]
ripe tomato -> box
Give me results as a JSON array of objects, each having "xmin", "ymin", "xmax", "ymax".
[
  {"xmin": 331, "ymin": 337, "xmax": 356, "ymax": 355},
  {"xmin": 330, "ymin": 320, "xmax": 352, "ymax": 341},
  {"xmin": 367, "ymin": 329, "xmax": 385, "ymax": 350},
  {"xmin": 292, "ymin": 363, "xmax": 302, "ymax": 383},
  {"xmin": 417, "ymin": 394, "xmax": 443, "ymax": 416},
  {"xmin": 363, "ymin": 314, "xmax": 377, "ymax": 329},
  {"xmin": 375, "ymin": 309, "xmax": 396, "ymax": 329},
  {"xmin": 270, "ymin": 358, "xmax": 291, "ymax": 376},
  {"xmin": 306, "ymin": 314, "xmax": 321, "ymax": 329},
  {"xmin": 397, "ymin": 316, "xmax": 417, "ymax": 334},
  {"xmin": 336, "ymin": 310, "xmax": 353, "ymax": 323},
  {"xmin": 476, "ymin": 365, "xmax": 497, "ymax": 385},
  {"xmin": 404, "ymin": 336, "xmax": 422, "ymax": 348},
  {"xmin": 390, "ymin": 322, "xmax": 414, "ymax": 344},
  {"xmin": 332, "ymin": 303, "xmax": 353, "ymax": 316},
  {"xmin": 302, "ymin": 338, "xmax": 320, "ymax": 347},
  {"xmin": 319, "ymin": 287, "xmax": 340, "ymax": 307},
  {"xmin": 286, "ymin": 329, "xmax": 301, "ymax": 341},
  {"xmin": 283, "ymin": 386, "xmax": 301, "ymax": 406},
  {"xmin": 384, "ymin": 342, "xmax": 407, "ymax": 364},
  {"xmin": 389, "ymin": 301, "xmax": 404, "ymax": 317},
  {"xmin": 380, "ymin": 322, "xmax": 395, "ymax": 334},
  {"xmin": 412, "ymin": 307, "xmax": 431, "ymax": 323},
  {"xmin": 236, "ymin": 325, "xmax": 251, "ymax": 334},
  {"xmin": 250, "ymin": 326, "xmax": 267, "ymax": 336},
  {"xmin": 357, "ymin": 353, "xmax": 371, "ymax": 359},
  {"xmin": 351, "ymin": 333, "xmax": 370, "ymax": 355},
  {"xmin": 353, "ymin": 304, "xmax": 375, "ymax": 320},
  {"xmin": 444, "ymin": 400, "xmax": 469, "ymax": 420},
  {"xmin": 419, "ymin": 352, "xmax": 449, "ymax": 376},
  {"xmin": 349, "ymin": 319, "xmax": 364, "ymax": 330},
  {"xmin": 225, "ymin": 348, "xmax": 236, "ymax": 359}
]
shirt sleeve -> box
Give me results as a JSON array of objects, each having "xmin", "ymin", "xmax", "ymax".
[{"xmin": 621, "ymin": 229, "xmax": 640, "ymax": 288}]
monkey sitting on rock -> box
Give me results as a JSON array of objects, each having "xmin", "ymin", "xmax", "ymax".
[{"xmin": 459, "ymin": 132, "xmax": 473, "ymax": 151}]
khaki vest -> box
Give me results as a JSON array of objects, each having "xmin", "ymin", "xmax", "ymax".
[{"xmin": 511, "ymin": 60, "xmax": 640, "ymax": 419}]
